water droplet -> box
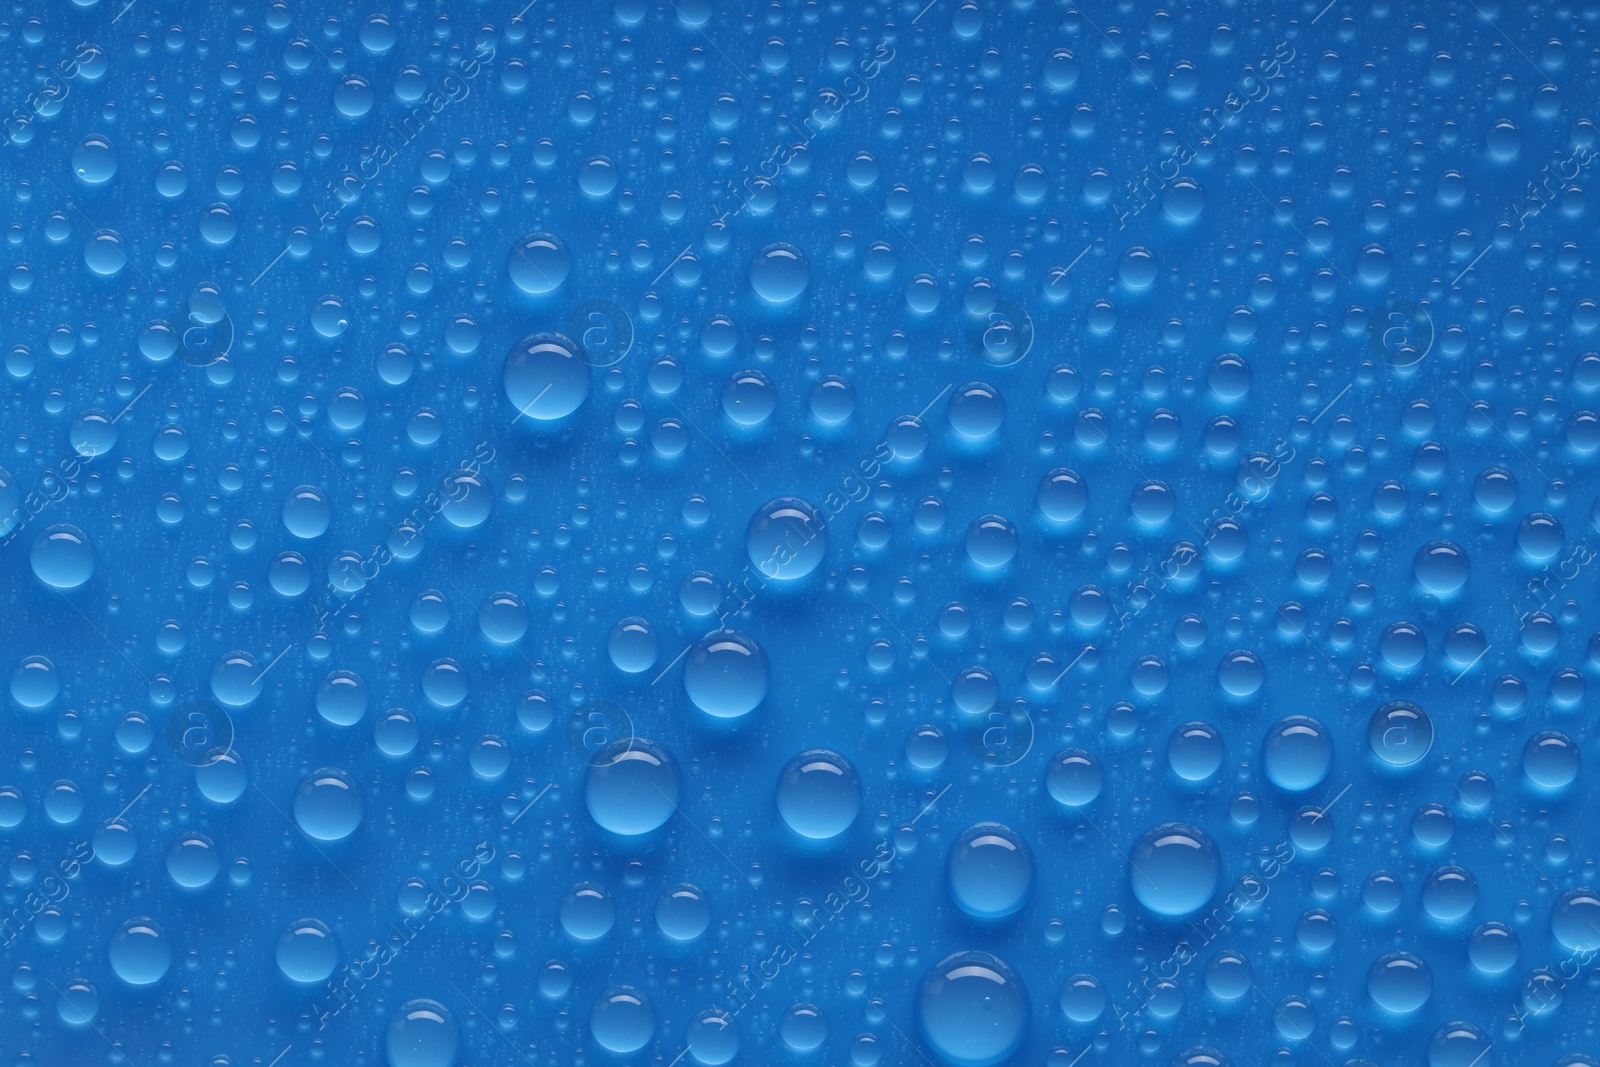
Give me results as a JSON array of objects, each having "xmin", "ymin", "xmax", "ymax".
[
  {"xmin": 584, "ymin": 738, "xmax": 680, "ymax": 835},
  {"xmin": 509, "ymin": 232, "xmax": 571, "ymax": 295},
  {"xmin": 590, "ymin": 986, "xmax": 655, "ymax": 1053},
  {"xmin": 1037, "ymin": 469, "xmax": 1088, "ymax": 523},
  {"xmin": 1551, "ymin": 887, "xmax": 1600, "ymax": 952},
  {"xmin": 83, "ymin": 231, "xmax": 127, "ymax": 276},
  {"xmin": 655, "ymin": 883, "xmax": 711, "ymax": 941},
  {"xmin": 687, "ymin": 1010, "xmax": 740, "ymax": 1065},
  {"xmin": 276, "ymin": 918, "xmax": 339, "ymax": 983},
  {"xmin": 683, "ymin": 630, "xmax": 769, "ymax": 719},
  {"xmin": 292, "ymin": 768, "xmax": 364, "ymax": 842},
  {"xmin": 108, "ymin": 918, "xmax": 172, "ymax": 986},
  {"xmin": 1059, "ymin": 973, "xmax": 1106, "ymax": 1022},
  {"xmin": 1167, "ymin": 722, "xmax": 1224, "ymax": 782},
  {"xmin": 560, "ymin": 882, "xmax": 616, "ymax": 941},
  {"xmin": 1129, "ymin": 823, "xmax": 1220, "ymax": 916},
  {"xmin": 72, "ymin": 134, "xmax": 118, "ymax": 184},
  {"xmin": 1216, "ymin": 649, "xmax": 1264, "ymax": 697},
  {"xmin": 333, "ymin": 74, "xmax": 374, "ymax": 118},
  {"xmin": 1262, "ymin": 717, "xmax": 1333, "ymax": 791},
  {"xmin": 746, "ymin": 497, "xmax": 827, "ymax": 580},
  {"xmin": 1368, "ymin": 701, "xmax": 1433, "ymax": 767},
  {"xmin": 310, "ymin": 295, "xmax": 349, "ymax": 338},
  {"xmin": 965, "ymin": 514, "xmax": 1018, "ymax": 568},
  {"xmin": 165, "ymin": 832, "xmax": 219, "ymax": 888},
  {"xmin": 1421, "ymin": 865, "xmax": 1477, "ymax": 921},
  {"xmin": 504, "ymin": 333, "xmax": 590, "ymax": 421},
  {"xmin": 1047, "ymin": 749, "xmax": 1103, "ymax": 806},
  {"xmin": 915, "ymin": 951, "xmax": 1030, "ymax": 1067},
  {"xmin": 1523, "ymin": 730, "xmax": 1579, "ymax": 789},
  {"xmin": 316, "ymin": 670, "xmax": 369, "ymax": 726},
  {"xmin": 209, "ymin": 652, "xmax": 262, "ymax": 708},
  {"xmin": 722, "ymin": 369, "xmax": 776, "ymax": 427},
  {"xmin": 1367, "ymin": 951, "xmax": 1432, "ymax": 1013},
  {"xmin": 750, "ymin": 242, "xmax": 809, "ymax": 304},
  {"xmin": 30, "ymin": 524, "xmax": 95, "ymax": 588},
  {"xmin": 282, "ymin": 486, "xmax": 330, "ymax": 539},
  {"xmin": 194, "ymin": 751, "xmax": 247, "ymax": 803},
  {"xmin": 776, "ymin": 749, "xmax": 861, "ymax": 840},
  {"xmin": 10, "ymin": 655, "xmax": 61, "ymax": 709},
  {"xmin": 56, "ymin": 979, "xmax": 99, "ymax": 1025},
  {"xmin": 947, "ymin": 382, "xmax": 1006, "ymax": 441},
  {"xmin": 1205, "ymin": 951, "xmax": 1251, "ymax": 1001},
  {"xmin": 608, "ymin": 616, "xmax": 659, "ymax": 674},
  {"xmin": 947, "ymin": 822, "xmax": 1034, "ymax": 918},
  {"xmin": 1427, "ymin": 1022, "xmax": 1492, "ymax": 1067},
  {"xmin": 1466, "ymin": 921, "xmax": 1519, "ymax": 975},
  {"xmin": 1413, "ymin": 540, "xmax": 1470, "ymax": 595},
  {"xmin": 386, "ymin": 999, "xmax": 459, "ymax": 1067}
]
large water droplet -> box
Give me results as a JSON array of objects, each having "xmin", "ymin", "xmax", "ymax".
[
  {"xmin": 1413, "ymin": 540, "xmax": 1470, "ymax": 594},
  {"xmin": 276, "ymin": 918, "xmax": 340, "ymax": 983},
  {"xmin": 1129, "ymin": 822, "xmax": 1220, "ymax": 916},
  {"xmin": 946, "ymin": 822, "xmax": 1034, "ymax": 918},
  {"xmin": 584, "ymin": 738, "xmax": 681, "ymax": 835},
  {"xmin": 72, "ymin": 134, "xmax": 118, "ymax": 184},
  {"xmin": 282, "ymin": 486, "xmax": 331, "ymax": 539},
  {"xmin": 1367, "ymin": 951, "xmax": 1432, "ymax": 1013},
  {"xmin": 683, "ymin": 630, "xmax": 769, "ymax": 719},
  {"xmin": 1368, "ymin": 701, "xmax": 1433, "ymax": 767},
  {"xmin": 108, "ymin": 918, "xmax": 172, "ymax": 986},
  {"xmin": 590, "ymin": 986, "xmax": 655, "ymax": 1053},
  {"xmin": 750, "ymin": 242, "xmax": 809, "ymax": 303},
  {"xmin": 293, "ymin": 768, "xmax": 364, "ymax": 842},
  {"xmin": 560, "ymin": 882, "xmax": 616, "ymax": 941},
  {"xmin": 504, "ymin": 333, "xmax": 590, "ymax": 421},
  {"xmin": 1262, "ymin": 716, "xmax": 1333, "ymax": 791},
  {"xmin": 210, "ymin": 651, "xmax": 263, "ymax": 708},
  {"xmin": 656, "ymin": 883, "xmax": 711, "ymax": 942},
  {"xmin": 776, "ymin": 749, "xmax": 861, "ymax": 840},
  {"xmin": 386, "ymin": 999, "xmax": 459, "ymax": 1067},
  {"xmin": 746, "ymin": 497, "xmax": 827, "ymax": 580},
  {"xmin": 508, "ymin": 232, "xmax": 570, "ymax": 295},
  {"xmin": 1047, "ymin": 749, "xmax": 1103, "ymax": 806},
  {"xmin": 30, "ymin": 524, "xmax": 95, "ymax": 588},
  {"xmin": 965, "ymin": 514, "xmax": 1018, "ymax": 568},
  {"xmin": 915, "ymin": 951, "xmax": 1030, "ymax": 1067},
  {"xmin": 1522, "ymin": 730, "xmax": 1579, "ymax": 789},
  {"xmin": 1551, "ymin": 887, "xmax": 1600, "ymax": 952}
]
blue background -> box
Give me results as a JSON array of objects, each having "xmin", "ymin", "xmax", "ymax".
[{"xmin": 1, "ymin": 1, "xmax": 1597, "ymax": 1065}]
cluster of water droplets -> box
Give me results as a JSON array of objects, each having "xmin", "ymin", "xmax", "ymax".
[{"xmin": 5, "ymin": 1, "xmax": 1600, "ymax": 1066}]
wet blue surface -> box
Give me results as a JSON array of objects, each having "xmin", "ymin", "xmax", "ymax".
[{"xmin": 3, "ymin": 1, "xmax": 1600, "ymax": 1065}]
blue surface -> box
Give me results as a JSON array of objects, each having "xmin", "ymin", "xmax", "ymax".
[{"xmin": 2, "ymin": 1, "xmax": 1600, "ymax": 1065}]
